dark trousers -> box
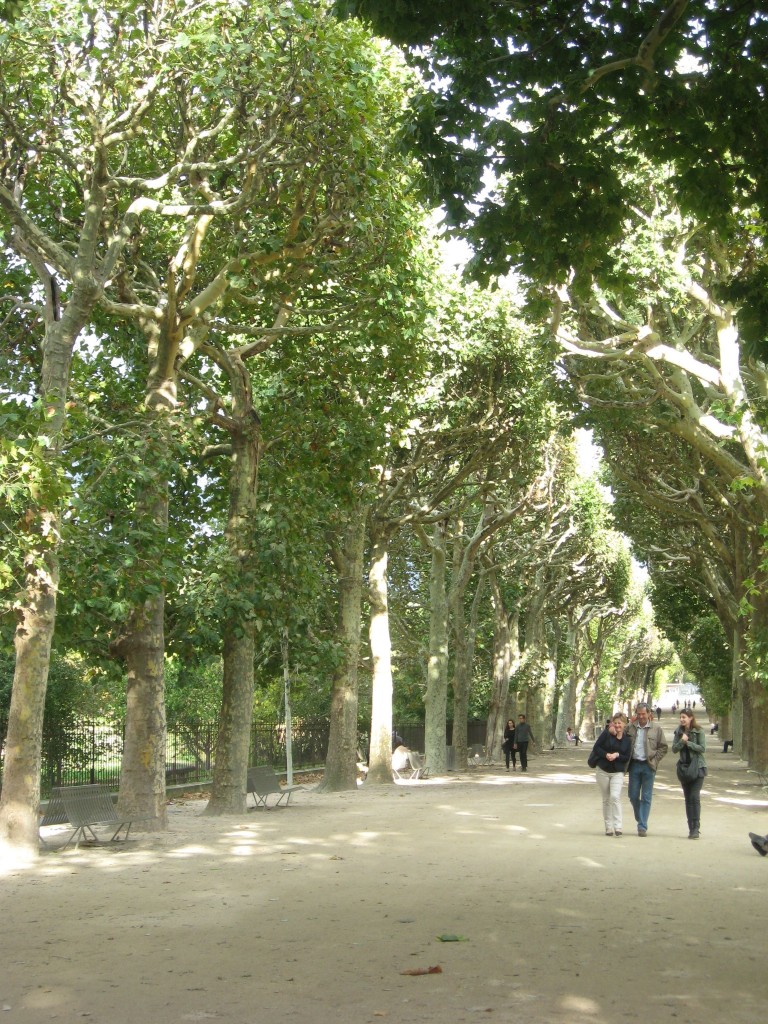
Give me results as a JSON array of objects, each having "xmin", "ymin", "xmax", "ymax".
[
  {"xmin": 516, "ymin": 742, "xmax": 529, "ymax": 771},
  {"xmin": 681, "ymin": 774, "xmax": 705, "ymax": 830},
  {"xmin": 504, "ymin": 745, "xmax": 516, "ymax": 769}
]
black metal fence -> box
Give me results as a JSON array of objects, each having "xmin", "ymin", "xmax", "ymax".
[
  {"xmin": 0, "ymin": 715, "xmax": 332, "ymax": 798},
  {"xmin": 0, "ymin": 715, "xmax": 488, "ymax": 797}
]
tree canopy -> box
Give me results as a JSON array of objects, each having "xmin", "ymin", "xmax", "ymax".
[{"xmin": 338, "ymin": 1, "xmax": 768, "ymax": 338}]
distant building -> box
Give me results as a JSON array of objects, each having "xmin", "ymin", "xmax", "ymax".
[{"xmin": 659, "ymin": 681, "xmax": 702, "ymax": 708}]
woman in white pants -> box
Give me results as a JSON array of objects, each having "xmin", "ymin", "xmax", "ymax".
[{"xmin": 593, "ymin": 713, "xmax": 631, "ymax": 836}]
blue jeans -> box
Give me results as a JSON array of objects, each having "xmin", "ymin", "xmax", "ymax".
[{"xmin": 628, "ymin": 760, "xmax": 656, "ymax": 831}]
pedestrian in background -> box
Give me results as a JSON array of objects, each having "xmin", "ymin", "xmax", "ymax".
[
  {"xmin": 502, "ymin": 719, "xmax": 516, "ymax": 771},
  {"xmin": 513, "ymin": 714, "xmax": 535, "ymax": 773}
]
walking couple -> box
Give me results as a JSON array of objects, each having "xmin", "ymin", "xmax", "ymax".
[
  {"xmin": 502, "ymin": 714, "xmax": 535, "ymax": 773},
  {"xmin": 591, "ymin": 703, "xmax": 668, "ymax": 837}
]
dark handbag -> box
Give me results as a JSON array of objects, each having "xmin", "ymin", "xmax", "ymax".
[
  {"xmin": 676, "ymin": 747, "xmax": 699, "ymax": 782},
  {"xmin": 587, "ymin": 744, "xmax": 600, "ymax": 769}
]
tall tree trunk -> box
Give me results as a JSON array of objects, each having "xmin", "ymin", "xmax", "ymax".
[
  {"xmin": 423, "ymin": 523, "xmax": 449, "ymax": 774},
  {"xmin": 366, "ymin": 522, "xmax": 395, "ymax": 785},
  {"xmin": 484, "ymin": 569, "xmax": 516, "ymax": 761},
  {"xmin": 531, "ymin": 641, "xmax": 557, "ymax": 750},
  {"xmin": 205, "ymin": 357, "xmax": 261, "ymax": 814},
  {"xmin": 205, "ymin": 622, "xmax": 256, "ymax": 814},
  {"xmin": 0, "ymin": 293, "xmax": 96, "ymax": 856},
  {"xmin": 515, "ymin": 570, "xmax": 546, "ymax": 734},
  {"xmin": 451, "ymin": 573, "xmax": 485, "ymax": 765},
  {"xmin": 522, "ymin": 584, "xmax": 551, "ymax": 747},
  {"xmin": 743, "ymin": 588, "xmax": 768, "ymax": 770},
  {"xmin": 112, "ymin": 592, "xmax": 168, "ymax": 827},
  {"xmin": 731, "ymin": 622, "xmax": 743, "ymax": 756},
  {"xmin": 321, "ymin": 504, "xmax": 368, "ymax": 792},
  {"xmin": 110, "ymin": 326, "xmax": 179, "ymax": 829},
  {"xmin": 580, "ymin": 657, "xmax": 601, "ymax": 743},
  {"xmin": 446, "ymin": 506, "xmax": 494, "ymax": 767},
  {"xmin": 555, "ymin": 612, "xmax": 581, "ymax": 745},
  {"xmin": 110, "ymin": 421, "xmax": 171, "ymax": 829}
]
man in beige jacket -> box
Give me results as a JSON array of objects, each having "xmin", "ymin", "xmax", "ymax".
[{"xmin": 625, "ymin": 702, "xmax": 668, "ymax": 837}]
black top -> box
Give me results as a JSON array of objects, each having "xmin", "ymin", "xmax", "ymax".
[{"xmin": 593, "ymin": 730, "xmax": 631, "ymax": 774}]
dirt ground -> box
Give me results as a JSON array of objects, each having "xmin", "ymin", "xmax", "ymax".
[{"xmin": 2, "ymin": 734, "xmax": 768, "ymax": 1024}]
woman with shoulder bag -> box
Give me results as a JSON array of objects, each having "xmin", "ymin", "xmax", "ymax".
[
  {"xmin": 672, "ymin": 708, "xmax": 708, "ymax": 839},
  {"xmin": 593, "ymin": 713, "xmax": 631, "ymax": 837}
]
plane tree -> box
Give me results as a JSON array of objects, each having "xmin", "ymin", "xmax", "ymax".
[
  {"xmin": 0, "ymin": 0, "xmax": 433, "ymax": 849},
  {"xmin": 552, "ymin": 175, "xmax": 768, "ymax": 765},
  {"xmin": 337, "ymin": 1, "xmax": 768, "ymax": 340},
  {"xmin": 0, "ymin": 0, "xmax": 229, "ymax": 851},
  {"xmin": 358, "ymin": 283, "xmax": 562, "ymax": 778}
]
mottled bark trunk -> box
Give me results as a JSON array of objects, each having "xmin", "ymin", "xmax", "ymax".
[
  {"xmin": 0, "ymin": 298, "xmax": 94, "ymax": 855},
  {"xmin": 205, "ymin": 623, "xmax": 256, "ymax": 814},
  {"xmin": 321, "ymin": 505, "xmax": 367, "ymax": 792},
  {"xmin": 1, "ymin": 552, "xmax": 59, "ymax": 852},
  {"xmin": 115, "ymin": 594, "xmax": 168, "ymax": 827},
  {"xmin": 205, "ymin": 359, "xmax": 261, "ymax": 814},
  {"xmin": 366, "ymin": 523, "xmax": 395, "ymax": 785},
  {"xmin": 112, "ymin": 347, "xmax": 177, "ymax": 829},
  {"xmin": 423, "ymin": 523, "xmax": 449, "ymax": 774}
]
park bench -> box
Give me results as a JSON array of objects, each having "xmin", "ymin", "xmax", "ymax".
[
  {"xmin": 38, "ymin": 788, "xmax": 69, "ymax": 847},
  {"xmin": 407, "ymin": 750, "xmax": 430, "ymax": 779},
  {"xmin": 164, "ymin": 762, "xmax": 198, "ymax": 785},
  {"xmin": 392, "ymin": 749, "xmax": 430, "ymax": 781},
  {"xmin": 246, "ymin": 765, "xmax": 303, "ymax": 809},
  {"xmin": 40, "ymin": 784, "xmax": 146, "ymax": 850}
]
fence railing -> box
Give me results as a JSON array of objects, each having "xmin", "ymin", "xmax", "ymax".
[
  {"xmin": 0, "ymin": 715, "xmax": 489, "ymax": 797},
  {"xmin": 0, "ymin": 715, "xmax": 332, "ymax": 798}
]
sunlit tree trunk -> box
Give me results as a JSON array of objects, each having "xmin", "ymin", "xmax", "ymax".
[
  {"xmin": 366, "ymin": 522, "xmax": 395, "ymax": 785},
  {"xmin": 0, "ymin": 282, "xmax": 98, "ymax": 856}
]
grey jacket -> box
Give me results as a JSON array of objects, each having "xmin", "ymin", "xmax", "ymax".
[
  {"xmin": 514, "ymin": 722, "xmax": 534, "ymax": 744},
  {"xmin": 672, "ymin": 726, "xmax": 707, "ymax": 770},
  {"xmin": 626, "ymin": 721, "xmax": 668, "ymax": 771}
]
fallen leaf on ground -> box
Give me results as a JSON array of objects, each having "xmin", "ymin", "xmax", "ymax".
[
  {"xmin": 400, "ymin": 965, "xmax": 442, "ymax": 976},
  {"xmin": 437, "ymin": 934, "xmax": 468, "ymax": 942}
]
